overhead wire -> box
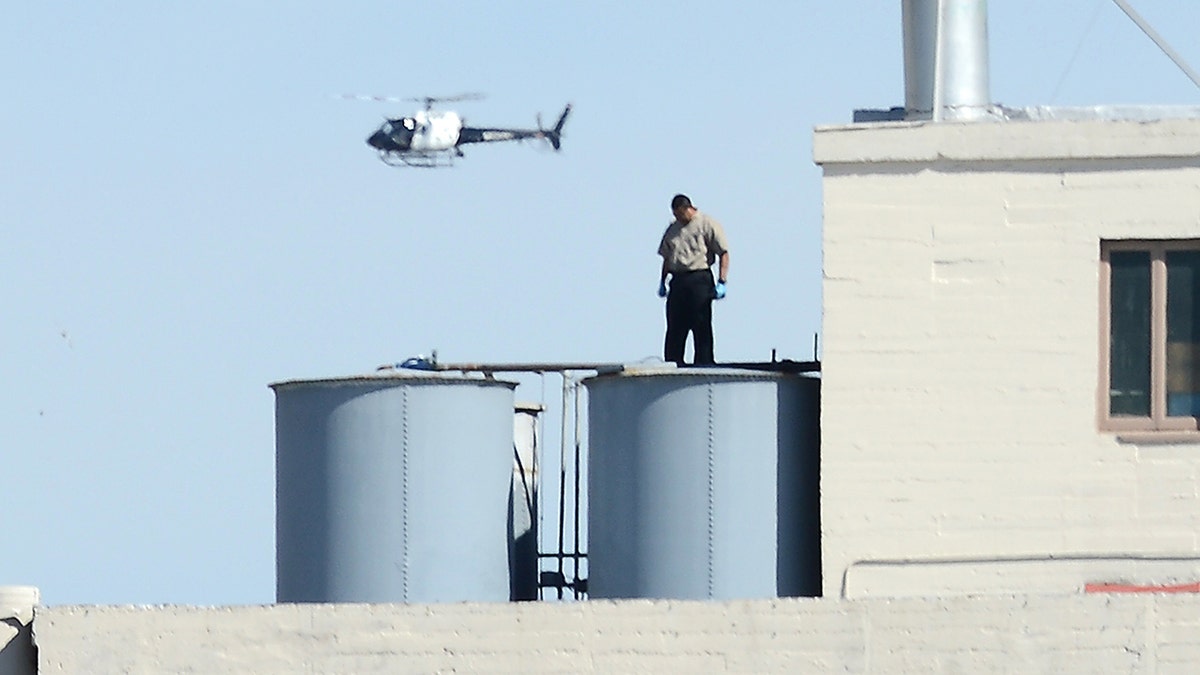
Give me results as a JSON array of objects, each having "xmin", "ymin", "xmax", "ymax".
[
  {"xmin": 1110, "ymin": 0, "xmax": 1200, "ymax": 90},
  {"xmin": 1049, "ymin": 0, "xmax": 1107, "ymax": 104}
]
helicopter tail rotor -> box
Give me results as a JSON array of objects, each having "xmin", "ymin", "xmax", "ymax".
[{"xmin": 546, "ymin": 103, "xmax": 572, "ymax": 151}]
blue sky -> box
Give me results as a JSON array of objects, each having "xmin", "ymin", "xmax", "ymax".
[{"xmin": 4, "ymin": 1, "xmax": 1200, "ymax": 606}]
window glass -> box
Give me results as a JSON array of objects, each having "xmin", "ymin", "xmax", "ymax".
[
  {"xmin": 1166, "ymin": 250, "xmax": 1200, "ymax": 416},
  {"xmin": 1109, "ymin": 251, "xmax": 1152, "ymax": 416}
]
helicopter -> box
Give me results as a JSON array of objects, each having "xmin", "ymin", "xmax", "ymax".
[{"xmin": 346, "ymin": 93, "xmax": 572, "ymax": 168}]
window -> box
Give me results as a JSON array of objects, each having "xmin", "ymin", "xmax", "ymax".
[{"xmin": 1100, "ymin": 240, "xmax": 1200, "ymax": 432}]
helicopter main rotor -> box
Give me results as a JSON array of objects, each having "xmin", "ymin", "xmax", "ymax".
[
  {"xmin": 409, "ymin": 93, "xmax": 484, "ymax": 111},
  {"xmin": 337, "ymin": 92, "xmax": 485, "ymax": 111}
]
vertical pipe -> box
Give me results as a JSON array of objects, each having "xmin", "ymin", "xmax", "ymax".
[
  {"xmin": 932, "ymin": 0, "xmax": 946, "ymax": 122},
  {"xmin": 902, "ymin": 0, "xmax": 938, "ymax": 119},
  {"xmin": 573, "ymin": 380, "xmax": 583, "ymax": 599},
  {"xmin": 903, "ymin": 0, "xmax": 990, "ymax": 121},
  {"xmin": 556, "ymin": 373, "xmax": 569, "ymax": 599},
  {"xmin": 940, "ymin": 0, "xmax": 991, "ymax": 119},
  {"xmin": 536, "ymin": 372, "xmax": 546, "ymax": 600}
]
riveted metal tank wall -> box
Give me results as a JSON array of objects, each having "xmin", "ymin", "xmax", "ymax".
[
  {"xmin": 272, "ymin": 373, "xmax": 517, "ymax": 604},
  {"xmin": 585, "ymin": 368, "xmax": 821, "ymax": 600}
]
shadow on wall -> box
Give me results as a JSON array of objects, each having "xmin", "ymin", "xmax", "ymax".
[
  {"xmin": 0, "ymin": 586, "xmax": 38, "ymax": 675},
  {"xmin": 778, "ymin": 378, "xmax": 822, "ymax": 598}
]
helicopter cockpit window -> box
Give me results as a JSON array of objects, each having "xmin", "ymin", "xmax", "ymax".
[{"xmin": 381, "ymin": 121, "xmax": 393, "ymax": 134}]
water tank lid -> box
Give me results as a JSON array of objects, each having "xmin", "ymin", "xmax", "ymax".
[
  {"xmin": 584, "ymin": 366, "xmax": 809, "ymax": 385},
  {"xmin": 269, "ymin": 372, "xmax": 519, "ymax": 391}
]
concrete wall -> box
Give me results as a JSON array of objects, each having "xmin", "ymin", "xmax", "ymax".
[
  {"xmin": 814, "ymin": 117, "xmax": 1200, "ymax": 599},
  {"xmin": 34, "ymin": 595, "xmax": 1200, "ymax": 673}
]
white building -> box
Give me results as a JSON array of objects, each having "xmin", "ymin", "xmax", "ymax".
[{"xmin": 816, "ymin": 112, "xmax": 1200, "ymax": 600}]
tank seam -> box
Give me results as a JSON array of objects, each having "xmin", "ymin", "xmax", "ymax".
[
  {"xmin": 707, "ymin": 383, "xmax": 716, "ymax": 598},
  {"xmin": 401, "ymin": 387, "xmax": 410, "ymax": 602}
]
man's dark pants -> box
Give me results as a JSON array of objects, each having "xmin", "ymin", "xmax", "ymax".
[{"xmin": 664, "ymin": 269, "xmax": 715, "ymax": 365}]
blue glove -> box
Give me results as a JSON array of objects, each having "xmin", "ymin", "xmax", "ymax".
[
  {"xmin": 658, "ymin": 281, "xmax": 668, "ymax": 298},
  {"xmin": 714, "ymin": 281, "xmax": 727, "ymax": 300}
]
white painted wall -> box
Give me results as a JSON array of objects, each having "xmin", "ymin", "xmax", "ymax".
[
  {"xmin": 815, "ymin": 117, "xmax": 1200, "ymax": 599},
  {"xmin": 34, "ymin": 595, "xmax": 1200, "ymax": 673}
]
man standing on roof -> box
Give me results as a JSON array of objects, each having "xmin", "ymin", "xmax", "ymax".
[{"xmin": 657, "ymin": 194, "xmax": 730, "ymax": 366}]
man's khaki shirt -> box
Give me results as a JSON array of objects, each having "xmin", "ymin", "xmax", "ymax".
[{"xmin": 657, "ymin": 211, "xmax": 729, "ymax": 273}]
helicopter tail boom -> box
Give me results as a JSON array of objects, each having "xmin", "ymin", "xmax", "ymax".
[{"xmin": 456, "ymin": 103, "xmax": 572, "ymax": 150}]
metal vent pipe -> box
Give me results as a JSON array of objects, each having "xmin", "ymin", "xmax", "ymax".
[{"xmin": 903, "ymin": 0, "xmax": 991, "ymax": 120}]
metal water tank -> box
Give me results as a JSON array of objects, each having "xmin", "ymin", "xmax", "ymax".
[
  {"xmin": 272, "ymin": 372, "xmax": 517, "ymax": 603},
  {"xmin": 585, "ymin": 368, "xmax": 820, "ymax": 600}
]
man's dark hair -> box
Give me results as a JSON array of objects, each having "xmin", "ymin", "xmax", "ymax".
[{"xmin": 671, "ymin": 194, "xmax": 692, "ymax": 210}]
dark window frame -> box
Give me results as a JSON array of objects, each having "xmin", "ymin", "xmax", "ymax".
[{"xmin": 1099, "ymin": 239, "xmax": 1200, "ymax": 433}]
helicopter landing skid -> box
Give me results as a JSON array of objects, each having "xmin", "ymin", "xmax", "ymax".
[{"xmin": 379, "ymin": 150, "xmax": 459, "ymax": 168}]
